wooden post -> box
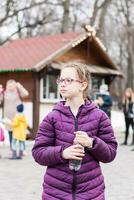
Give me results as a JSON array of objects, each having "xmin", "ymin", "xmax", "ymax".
[{"xmin": 32, "ymin": 72, "xmax": 40, "ymax": 139}]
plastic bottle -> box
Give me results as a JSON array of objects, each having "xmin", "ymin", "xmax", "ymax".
[
  {"xmin": 69, "ymin": 158, "xmax": 82, "ymax": 171},
  {"xmin": 69, "ymin": 140, "xmax": 83, "ymax": 171}
]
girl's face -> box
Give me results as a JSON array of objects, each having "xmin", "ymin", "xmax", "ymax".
[
  {"xmin": 125, "ymin": 91, "xmax": 131, "ymax": 98},
  {"xmin": 58, "ymin": 67, "xmax": 87, "ymax": 99}
]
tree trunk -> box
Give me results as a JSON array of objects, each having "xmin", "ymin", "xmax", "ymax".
[
  {"xmin": 61, "ymin": 0, "xmax": 71, "ymax": 33},
  {"xmin": 90, "ymin": 0, "xmax": 98, "ymax": 26},
  {"xmin": 97, "ymin": 0, "xmax": 112, "ymax": 40},
  {"xmin": 89, "ymin": 0, "xmax": 112, "ymax": 40}
]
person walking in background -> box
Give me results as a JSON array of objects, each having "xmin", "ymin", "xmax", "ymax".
[
  {"xmin": 8, "ymin": 104, "xmax": 27, "ymax": 159},
  {"xmin": 122, "ymin": 88, "xmax": 134, "ymax": 145},
  {"xmin": 32, "ymin": 62, "xmax": 117, "ymax": 200},
  {"xmin": 0, "ymin": 79, "xmax": 29, "ymax": 151},
  {"xmin": 94, "ymin": 84, "xmax": 112, "ymax": 119}
]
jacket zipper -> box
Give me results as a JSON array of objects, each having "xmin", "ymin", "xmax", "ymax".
[
  {"xmin": 72, "ymin": 116, "xmax": 78, "ymax": 200},
  {"xmin": 68, "ymin": 107, "xmax": 81, "ymax": 200},
  {"xmin": 72, "ymin": 169, "xmax": 77, "ymax": 200}
]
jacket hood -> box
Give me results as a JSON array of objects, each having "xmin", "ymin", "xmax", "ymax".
[
  {"xmin": 53, "ymin": 100, "xmax": 98, "ymax": 117},
  {"xmin": 16, "ymin": 114, "xmax": 26, "ymax": 123}
]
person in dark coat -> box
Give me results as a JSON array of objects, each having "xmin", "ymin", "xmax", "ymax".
[
  {"xmin": 32, "ymin": 62, "xmax": 117, "ymax": 200},
  {"xmin": 94, "ymin": 84, "xmax": 112, "ymax": 119},
  {"xmin": 122, "ymin": 88, "xmax": 134, "ymax": 145}
]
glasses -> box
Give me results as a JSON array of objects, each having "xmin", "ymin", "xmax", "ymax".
[{"xmin": 56, "ymin": 78, "xmax": 82, "ymax": 85}]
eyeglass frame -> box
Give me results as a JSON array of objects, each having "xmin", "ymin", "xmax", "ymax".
[{"xmin": 56, "ymin": 78, "xmax": 83, "ymax": 85}]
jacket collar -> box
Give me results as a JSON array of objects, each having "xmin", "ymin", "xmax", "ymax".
[{"xmin": 53, "ymin": 100, "xmax": 97, "ymax": 117}]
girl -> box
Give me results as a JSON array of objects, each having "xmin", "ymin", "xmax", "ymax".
[
  {"xmin": 32, "ymin": 62, "xmax": 117, "ymax": 200},
  {"xmin": 122, "ymin": 88, "xmax": 134, "ymax": 145}
]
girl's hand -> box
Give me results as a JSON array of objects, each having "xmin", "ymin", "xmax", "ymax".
[
  {"xmin": 62, "ymin": 144, "xmax": 85, "ymax": 160},
  {"xmin": 74, "ymin": 131, "xmax": 94, "ymax": 148},
  {"xmin": 16, "ymin": 82, "xmax": 22, "ymax": 89}
]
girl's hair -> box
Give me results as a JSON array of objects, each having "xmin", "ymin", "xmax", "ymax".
[
  {"xmin": 122, "ymin": 87, "xmax": 134, "ymax": 104},
  {"xmin": 61, "ymin": 62, "xmax": 91, "ymax": 99},
  {"xmin": 6, "ymin": 79, "xmax": 16, "ymax": 86}
]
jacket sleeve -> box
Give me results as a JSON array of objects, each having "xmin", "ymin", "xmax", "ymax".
[
  {"xmin": 17, "ymin": 83, "xmax": 29, "ymax": 98},
  {"xmin": 11, "ymin": 116, "xmax": 19, "ymax": 127},
  {"xmin": 88, "ymin": 112, "xmax": 118, "ymax": 163},
  {"xmin": 32, "ymin": 113, "xmax": 66, "ymax": 166}
]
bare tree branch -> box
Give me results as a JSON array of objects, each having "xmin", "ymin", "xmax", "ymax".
[
  {"xmin": 0, "ymin": 16, "xmax": 60, "ymax": 45},
  {"xmin": 0, "ymin": 0, "xmax": 61, "ymax": 26}
]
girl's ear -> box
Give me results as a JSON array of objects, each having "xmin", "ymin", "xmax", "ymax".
[{"xmin": 80, "ymin": 81, "xmax": 88, "ymax": 92}]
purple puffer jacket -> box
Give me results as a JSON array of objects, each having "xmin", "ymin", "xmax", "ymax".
[{"xmin": 32, "ymin": 100, "xmax": 117, "ymax": 200}]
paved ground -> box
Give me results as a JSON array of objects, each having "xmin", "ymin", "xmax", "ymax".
[
  {"xmin": 0, "ymin": 111, "xmax": 134, "ymax": 200},
  {"xmin": 101, "ymin": 138, "xmax": 134, "ymax": 200}
]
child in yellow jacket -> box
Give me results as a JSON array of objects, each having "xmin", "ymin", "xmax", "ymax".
[{"xmin": 10, "ymin": 104, "xmax": 27, "ymax": 159}]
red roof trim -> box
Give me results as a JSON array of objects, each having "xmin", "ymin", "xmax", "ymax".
[{"xmin": 0, "ymin": 32, "xmax": 82, "ymax": 72}]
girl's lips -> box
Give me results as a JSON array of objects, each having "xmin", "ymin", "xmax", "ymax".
[{"xmin": 60, "ymin": 89, "xmax": 67, "ymax": 92}]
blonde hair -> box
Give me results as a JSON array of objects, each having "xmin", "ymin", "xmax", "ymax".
[
  {"xmin": 6, "ymin": 79, "xmax": 16, "ymax": 86},
  {"xmin": 61, "ymin": 62, "xmax": 91, "ymax": 99},
  {"xmin": 122, "ymin": 88, "xmax": 134, "ymax": 104}
]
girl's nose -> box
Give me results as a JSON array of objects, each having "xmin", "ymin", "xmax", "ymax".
[
  {"xmin": 60, "ymin": 81, "xmax": 66, "ymax": 87},
  {"xmin": 60, "ymin": 84, "xmax": 66, "ymax": 89}
]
